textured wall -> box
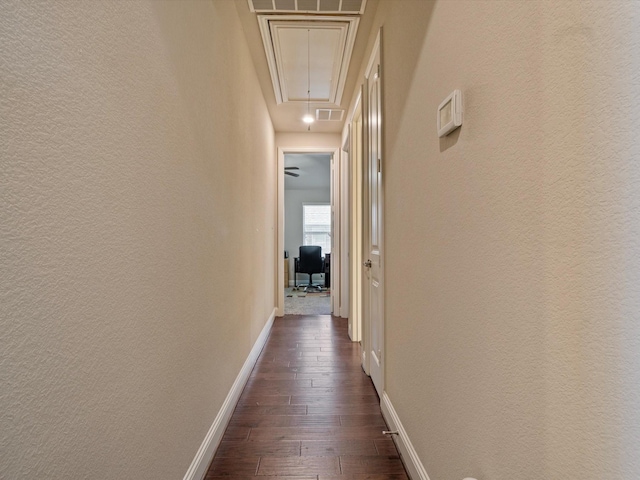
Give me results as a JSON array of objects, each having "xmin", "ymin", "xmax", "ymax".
[
  {"xmin": 285, "ymin": 188, "xmax": 331, "ymax": 282},
  {"xmin": 0, "ymin": 1, "xmax": 275, "ymax": 479},
  {"xmin": 361, "ymin": 1, "xmax": 640, "ymax": 478},
  {"xmin": 275, "ymin": 133, "xmax": 341, "ymax": 150}
]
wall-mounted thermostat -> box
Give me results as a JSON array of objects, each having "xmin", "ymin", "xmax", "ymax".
[{"xmin": 437, "ymin": 89, "xmax": 463, "ymax": 137}]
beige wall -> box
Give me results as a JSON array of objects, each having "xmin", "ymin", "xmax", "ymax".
[
  {"xmin": 352, "ymin": 1, "xmax": 640, "ymax": 478},
  {"xmin": 0, "ymin": 1, "xmax": 275, "ymax": 479},
  {"xmin": 275, "ymin": 132, "xmax": 341, "ymax": 150}
]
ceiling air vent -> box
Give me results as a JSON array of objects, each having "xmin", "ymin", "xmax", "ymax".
[
  {"xmin": 248, "ymin": 0, "xmax": 366, "ymax": 14},
  {"xmin": 316, "ymin": 109, "xmax": 345, "ymax": 121}
]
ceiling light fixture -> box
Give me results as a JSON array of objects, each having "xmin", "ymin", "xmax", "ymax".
[{"xmin": 302, "ymin": 28, "xmax": 314, "ymax": 130}]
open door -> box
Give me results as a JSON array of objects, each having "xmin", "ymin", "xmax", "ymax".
[{"xmin": 362, "ymin": 32, "xmax": 384, "ymax": 396}]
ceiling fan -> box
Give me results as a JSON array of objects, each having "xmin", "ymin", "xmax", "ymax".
[{"xmin": 285, "ymin": 167, "xmax": 300, "ymax": 177}]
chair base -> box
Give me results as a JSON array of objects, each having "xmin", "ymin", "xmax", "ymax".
[{"xmin": 303, "ymin": 284, "xmax": 323, "ymax": 293}]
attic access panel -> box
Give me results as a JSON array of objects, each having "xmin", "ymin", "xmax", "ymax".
[{"xmin": 258, "ymin": 15, "xmax": 360, "ymax": 105}]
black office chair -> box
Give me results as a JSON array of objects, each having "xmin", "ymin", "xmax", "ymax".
[{"xmin": 298, "ymin": 245, "xmax": 324, "ymax": 292}]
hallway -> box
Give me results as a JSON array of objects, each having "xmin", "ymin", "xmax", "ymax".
[
  {"xmin": 4, "ymin": 1, "xmax": 640, "ymax": 478},
  {"xmin": 206, "ymin": 315, "xmax": 407, "ymax": 478}
]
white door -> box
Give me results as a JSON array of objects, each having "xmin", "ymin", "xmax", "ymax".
[{"xmin": 364, "ymin": 36, "xmax": 384, "ymax": 396}]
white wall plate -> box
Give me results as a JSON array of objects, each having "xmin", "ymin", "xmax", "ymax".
[{"xmin": 437, "ymin": 89, "xmax": 462, "ymax": 137}]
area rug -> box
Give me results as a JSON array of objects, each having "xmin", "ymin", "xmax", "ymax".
[
  {"xmin": 285, "ymin": 287, "xmax": 331, "ymax": 315},
  {"xmin": 288, "ymin": 288, "xmax": 330, "ymax": 298}
]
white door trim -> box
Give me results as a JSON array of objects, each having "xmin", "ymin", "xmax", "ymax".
[
  {"xmin": 340, "ymin": 138, "xmax": 350, "ymax": 319},
  {"xmin": 277, "ymin": 146, "xmax": 341, "ymax": 317},
  {"xmin": 345, "ymin": 90, "xmax": 363, "ymax": 342}
]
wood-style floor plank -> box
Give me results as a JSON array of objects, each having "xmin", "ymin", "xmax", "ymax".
[
  {"xmin": 214, "ymin": 441, "xmax": 300, "ymax": 458},
  {"xmin": 340, "ymin": 456, "xmax": 407, "ymax": 475},
  {"xmin": 205, "ymin": 315, "xmax": 408, "ymax": 478},
  {"xmin": 307, "ymin": 404, "xmax": 382, "ymax": 415},
  {"xmin": 258, "ymin": 456, "xmax": 340, "ymax": 476},
  {"xmin": 295, "ymin": 372, "xmax": 372, "ymax": 380},
  {"xmin": 233, "ymin": 404, "xmax": 307, "ymax": 416},
  {"xmin": 243, "ymin": 386, "xmax": 364, "ymax": 396},
  {"xmin": 246, "ymin": 379, "xmax": 313, "ymax": 388},
  {"xmin": 237, "ymin": 394, "xmax": 291, "ymax": 406},
  {"xmin": 301, "ymin": 440, "xmax": 378, "ymax": 457},
  {"xmin": 248, "ymin": 425, "xmax": 388, "ymax": 441},
  {"xmin": 206, "ymin": 457, "xmax": 259, "ymax": 476},
  {"xmin": 230, "ymin": 414, "xmax": 340, "ymax": 428},
  {"xmin": 375, "ymin": 438, "xmax": 401, "ymax": 456},
  {"xmin": 339, "ymin": 414, "xmax": 387, "ymax": 427},
  {"xmin": 319, "ymin": 476, "xmax": 409, "ymax": 480},
  {"xmin": 250, "ymin": 372, "xmax": 297, "ymax": 380},
  {"xmin": 207, "ymin": 477, "xmax": 315, "ymax": 480},
  {"xmin": 290, "ymin": 394, "xmax": 380, "ymax": 405},
  {"xmin": 221, "ymin": 427, "xmax": 251, "ymax": 440}
]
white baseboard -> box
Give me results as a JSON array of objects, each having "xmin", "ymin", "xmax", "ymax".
[
  {"xmin": 183, "ymin": 308, "xmax": 276, "ymax": 480},
  {"xmin": 380, "ymin": 392, "xmax": 431, "ymax": 480}
]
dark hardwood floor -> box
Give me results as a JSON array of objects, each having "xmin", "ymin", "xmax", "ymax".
[{"xmin": 205, "ymin": 315, "xmax": 408, "ymax": 479}]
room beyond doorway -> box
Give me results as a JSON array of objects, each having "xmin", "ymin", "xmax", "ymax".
[
  {"xmin": 284, "ymin": 153, "xmax": 332, "ymax": 315},
  {"xmin": 284, "ymin": 287, "xmax": 330, "ymax": 315}
]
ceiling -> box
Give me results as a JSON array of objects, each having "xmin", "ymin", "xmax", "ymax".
[
  {"xmin": 285, "ymin": 153, "xmax": 332, "ymax": 189},
  {"xmin": 234, "ymin": 0, "xmax": 379, "ymax": 133}
]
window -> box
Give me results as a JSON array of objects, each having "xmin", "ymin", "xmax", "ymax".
[{"xmin": 303, "ymin": 204, "xmax": 331, "ymax": 253}]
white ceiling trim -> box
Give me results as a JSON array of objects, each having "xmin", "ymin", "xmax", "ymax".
[
  {"xmin": 258, "ymin": 15, "xmax": 360, "ymax": 106},
  {"xmin": 248, "ymin": 0, "xmax": 367, "ymax": 15}
]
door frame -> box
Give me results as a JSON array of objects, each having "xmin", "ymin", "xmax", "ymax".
[
  {"xmin": 276, "ymin": 146, "xmax": 341, "ymax": 317},
  {"xmin": 345, "ymin": 90, "xmax": 363, "ymax": 343}
]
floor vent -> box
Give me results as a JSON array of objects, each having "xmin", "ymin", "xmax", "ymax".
[
  {"xmin": 316, "ymin": 109, "xmax": 345, "ymax": 121},
  {"xmin": 248, "ymin": 0, "xmax": 366, "ymax": 14}
]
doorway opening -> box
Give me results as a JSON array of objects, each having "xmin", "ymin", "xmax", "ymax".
[
  {"xmin": 284, "ymin": 153, "xmax": 332, "ymax": 315},
  {"xmin": 276, "ymin": 146, "xmax": 341, "ymax": 317}
]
